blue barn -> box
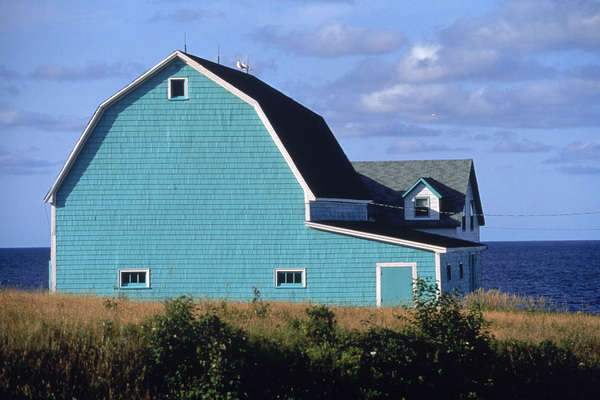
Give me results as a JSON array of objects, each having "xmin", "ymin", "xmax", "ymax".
[{"xmin": 44, "ymin": 51, "xmax": 486, "ymax": 306}]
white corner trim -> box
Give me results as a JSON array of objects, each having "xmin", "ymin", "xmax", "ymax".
[
  {"xmin": 434, "ymin": 252, "xmax": 441, "ymax": 296},
  {"xmin": 376, "ymin": 262, "xmax": 417, "ymax": 307},
  {"xmin": 305, "ymin": 221, "xmax": 447, "ymax": 253},
  {"xmin": 50, "ymin": 203, "xmax": 56, "ymax": 292},
  {"xmin": 178, "ymin": 52, "xmax": 316, "ymax": 202},
  {"xmin": 44, "ymin": 51, "xmax": 182, "ymax": 204}
]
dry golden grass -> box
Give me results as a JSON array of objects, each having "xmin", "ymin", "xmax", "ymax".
[
  {"xmin": 2, "ymin": 288, "xmax": 599, "ymax": 355},
  {"xmin": 0, "ymin": 289, "xmax": 163, "ymax": 326}
]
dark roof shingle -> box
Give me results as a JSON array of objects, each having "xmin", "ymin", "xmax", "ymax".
[{"xmin": 352, "ymin": 159, "xmax": 485, "ymax": 226}]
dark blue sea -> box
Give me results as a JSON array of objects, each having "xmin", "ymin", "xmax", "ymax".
[{"xmin": 1, "ymin": 241, "xmax": 599, "ymax": 313}]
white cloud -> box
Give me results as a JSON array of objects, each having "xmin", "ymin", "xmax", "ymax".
[
  {"xmin": 492, "ymin": 138, "xmax": 552, "ymax": 153},
  {"xmin": 147, "ymin": 8, "xmax": 218, "ymax": 23},
  {"xmin": 31, "ymin": 61, "xmax": 144, "ymax": 81},
  {"xmin": 387, "ymin": 139, "xmax": 467, "ymax": 154},
  {"xmin": 331, "ymin": 119, "xmax": 442, "ymax": 138},
  {"xmin": 0, "ymin": 150, "xmax": 61, "ymax": 175},
  {"xmin": 0, "ymin": 107, "xmax": 85, "ymax": 132},
  {"xmin": 557, "ymin": 165, "xmax": 600, "ymax": 175},
  {"xmin": 255, "ymin": 24, "xmax": 405, "ymax": 57},
  {"xmin": 441, "ymin": 0, "xmax": 600, "ymax": 52}
]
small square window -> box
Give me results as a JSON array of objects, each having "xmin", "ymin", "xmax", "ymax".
[
  {"xmin": 119, "ymin": 269, "xmax": 150, "ymax": 289},
  {"xmin": 168, "ymin": 78, "xmax": 188, "ymax": 99},
  {"xmin": 275, "ymin": 268, "xmax": 306, "ymax": 288},
  {"xmin": 447, "ymin": 264, "xmax": 452, "ymax": 281},
  {"xmin": 415, "ymin": 197, "xmax": 429, "ymax": 217},
  {"xmin": 459, "ymin": 263, "xmax": 464, "ymax": 279}
]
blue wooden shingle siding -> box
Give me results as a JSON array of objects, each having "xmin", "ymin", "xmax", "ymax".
[
  {"xmin": 439, "ymin": 251, "xmax": 480, "ymax": 295},
  {"xmin": 309, "ymin": 201, "xmax": 368, "ymax": 221},
  {"xmin": 55, "ymin": 60, "xmax": 436, "ymax": 304}
]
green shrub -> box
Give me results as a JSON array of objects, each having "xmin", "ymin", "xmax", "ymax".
[{"xmin": 143, "ymin": 296, "xmax": 249, "ymax": 399}]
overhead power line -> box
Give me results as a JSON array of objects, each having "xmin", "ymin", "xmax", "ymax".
[{"xmin": 368, "ymin": 201, "xmax": 600, "ymax": 218}]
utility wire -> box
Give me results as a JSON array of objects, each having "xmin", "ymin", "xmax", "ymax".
[
  {"xmin": 367, "ymin": 201, "xmax": 600, "ymax": 218},
  {"xmin": 483, "ymin": 226, "xmax": 600, "ymax": 231}
]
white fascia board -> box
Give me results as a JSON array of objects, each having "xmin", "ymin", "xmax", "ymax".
[
  {"xmin": 434, "ymin": 252, "xmax": 441, "ymax": 295},
  {"xmin": 305, "ymin": 221, "xmax": 447, "ymax": 253},
  {"xmin": 50, "ymin": 203, "xmax": 56, "ymax": 292},
  {"xmin": 44, "ymin": 51, "xmax": 182, "ymax": 204},
  {"xmin": 178, "ymin": 52, "xmax": 316, "ymax": 202}
]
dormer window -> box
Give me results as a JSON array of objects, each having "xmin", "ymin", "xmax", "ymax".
[
  {"xmin": 415, "ymin": 197, "xmax": 429, "ymax": 217},
  {"xmin": 402, "ymin": 178, "xmax": 441, "ymax": 221},
  {"xmin": 168, "ymin": 77, "xmax": 188, "ymax": 99}
]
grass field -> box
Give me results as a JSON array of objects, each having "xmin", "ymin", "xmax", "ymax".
[
  {"xmin": 2, "ymin": 288, "xmax": 599, "ymax": 357},
  {"xmin": 2, "ymin": 288, "xmax": 599, "ymax": 399}
]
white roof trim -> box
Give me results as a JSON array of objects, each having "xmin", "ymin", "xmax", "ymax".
[
  {"xmin": 44, "ymin": 50, "xmax": 316, "ymax": 204},
  {"xmin": 305, "ymin": 221, "xmax": 447, "ymax": 253}
]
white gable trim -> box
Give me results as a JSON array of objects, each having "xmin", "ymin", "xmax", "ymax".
[
  {"xmin": 305, "ymin": 221, "xmax": 447, "ymax": 253},
  {"xmin": 44, "ymin": 50, "xmax": 316, "ymax": 204}
]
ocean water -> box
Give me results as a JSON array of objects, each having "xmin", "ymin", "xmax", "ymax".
[
  {"xmin": 1, "ymin": 241, "xmax": 599, "ymax": 313},
  {"xmin": 482, "ymin": 241, "xmax": 600, "ymax": 313}
]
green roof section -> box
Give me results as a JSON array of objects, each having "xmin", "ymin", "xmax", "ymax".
[
  {"xmin": 352, "ymin": 159, "xmax": 485, "ymax": 226},
  {"xmin": 401, "ymin": 177, "xmax": 443, "ymax": 199}
]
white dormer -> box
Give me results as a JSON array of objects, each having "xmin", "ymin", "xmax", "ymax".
[{"xmin": 402, "ymin": 178, "xmax": 442, "ymax": 221}]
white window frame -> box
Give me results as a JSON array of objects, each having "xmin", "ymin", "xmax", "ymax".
[
  {"xmin": 119, "ymin": 268, "xmax": 151, "ymax": 289},
  {"xmin": 414, "ymin": 196, "xmax": 430, "ymax": 218},
  {"xmin": 168, "ymin": 77, "xmax": 188, "ymax": 99},
  {"xmin": 274, "ymin": 268, "xmax": 306, "ymax": 288}
]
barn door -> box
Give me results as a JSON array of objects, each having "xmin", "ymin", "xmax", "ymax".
[{"xmin": 376, "ymin": 263, "xmax": 417, "ymax": 307}]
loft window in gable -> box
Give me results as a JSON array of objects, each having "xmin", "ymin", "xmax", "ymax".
[{"xmin": 168, "ymin": 77, "xmax": 188, "ymax": 100}]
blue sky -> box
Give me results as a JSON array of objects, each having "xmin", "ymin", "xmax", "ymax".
[{"xmin": 1, "ymin": 0, "xmax": 599, "ymax": 247}]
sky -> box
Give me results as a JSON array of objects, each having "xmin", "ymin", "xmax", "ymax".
[{"xmin": 1, "ymin": 0, "xmax": 599, "ymax": 247}]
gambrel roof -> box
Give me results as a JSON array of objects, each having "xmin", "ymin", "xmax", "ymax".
[
  {"xmin": 44, "ymin": 51, "xmax": 485, "ymax": 252},
  {"xmin": 352, "ymin": 159, "xmax": 485, "ymax": 226},
  {"xmin": 44, "ymin": 50, "xmax": 370, "ymax": 204}
]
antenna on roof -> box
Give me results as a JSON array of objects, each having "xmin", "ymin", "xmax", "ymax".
[
  {"xmin": 217, "ymin": 44, "xmax": 220, "ymax": 64},
  {"xmin": 184, "ymin": 32, "xmax": 187, "ymax": 53}
]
